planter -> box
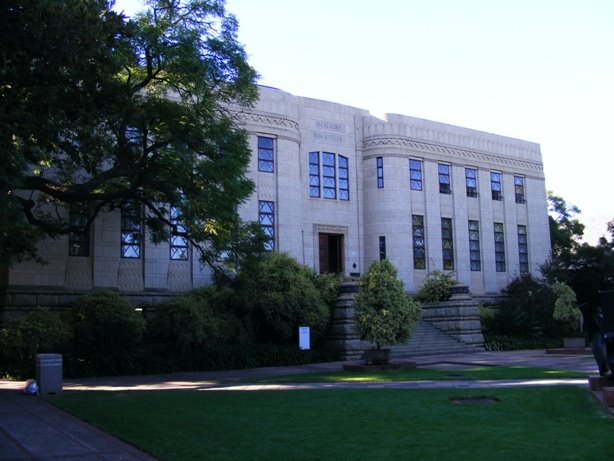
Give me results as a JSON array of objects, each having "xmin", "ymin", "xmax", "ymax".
[
  {"xmin": 363, "ymin": 348, "xmax": 391, "ymax": 365},
  {"xmin": 563, "ymin": 337, "xmax": 585, "ymax": 349}
]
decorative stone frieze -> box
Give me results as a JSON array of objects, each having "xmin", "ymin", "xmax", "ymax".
[{"xmin": 363, "ymin": 135, "xmax": 543, "ymax": 173}]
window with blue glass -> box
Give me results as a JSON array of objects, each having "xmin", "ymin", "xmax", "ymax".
[
  {"xmin": 338, "ymin": 155, "xmax": 349, "ymax": 200},
  {"xmin": 309, "ymin": 152, "xmax": 320, "ymax": 197},
  {"xmin": 441, "ymin": 218, "xmax": 454, "ymax": 270},
  {"xmin": 412, "ymin": 215, "xmax": 426, "ymax": 269},
  {"xmin": 409, "ymin": 159, "xmax": 423, "ymax": 191},
  {"xmin": 491, "ymin": 172, "xmax": 502, "ymax": 201},
  {"xmin": 439, "ymin": 164, "xmax": 451, "ymax": 194},
  {"xmin": 514, "ymin": 175, "xmax": 526, "ymax": 204},
  {"xmin": 68, "ymin": 207, "xmax": 90, "ymax": 257},
  {"xmin": 257, "ymin": 136, "xmax": 274, "ymax": 172},
  {"xmin": 170, "ymin": 205, "xmax": 189, "ymax": 260},
  {"xmin": 494, "ymin": 222, "xmax": 505, "ymax": 272},
  {"xmin": 322, "ymin": 152, "xmax": 336, "ymax": 199},
  {"xmin": 308, "ymin": 151, "xmax": 349, "ymax": 201},
  {"xmin": 376, "ymin": 157, "xmax": 384, "ymax": 188},
  {"xmin": 518, "ymin": 225, "xmax": 529, "ymax": 274},
  {"xmin": 469, "ymin": 220, "xmax": 481, "ymax": 271},
  {"xmin": 259, "ymin": 200, "xmax": 275, "ymax": 251},
  {"xmin": 379, "ymin": 236, "xmax": 386, "ymax": 260},
  {"xmin": 121, "ymin": 200, "xmax": 141, "ymax": 258},
  {"xmin": 465, "ymin": 168, "xmax": 478, "ymax": 197}
]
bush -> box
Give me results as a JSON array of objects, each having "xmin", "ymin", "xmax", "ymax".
[
  {"xmin": 0, "ymin": 309, "xmax": 70, "ymax": 378},
  {"xmin": 237, "ymin": 252, "xmax": 331, "ymax": 344},
  {"xmin": 148, "ymin": 295, "xmax": 208, "ymax": 350},
  {"xmin": 499, "ymin": 273, "xmax": 558, "ymax": 337},
  {"xmin": 149, "ymin": 287, "xmax": 251, "ymax": 351},
  {"xmin": 314, "ymin": 272, "xmax": 343, "ymax": 312},
  {"xmin": 481, "ymin": 305, "xmax": 541, "ymax": 339},
  {"xmin": 72, "ymin": 290, "xmax": 146, "ymax": 375},
  {"xmin": 354, "ymin": 260, "xmax": 421, "ymax": 349},
  {"xmin": 414, "ymin": 271, "xmax": 456, "ymax": 303},
  {"xmin": 552, "ymin": 281, "xmax": 580, "ymax": 333},
  {"xmin": 484, "ymin": 334, "xmax": 561, "ymax": 351}
]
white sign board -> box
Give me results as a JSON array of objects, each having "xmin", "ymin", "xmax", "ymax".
[{"xmin": 299, "ymin": 326, "xmax": 310, "ymax": 350}]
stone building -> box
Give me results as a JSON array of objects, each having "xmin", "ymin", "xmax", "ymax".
[{"xmin": 1, "ymin": 86, "xmax": 551, "ymax": 320}]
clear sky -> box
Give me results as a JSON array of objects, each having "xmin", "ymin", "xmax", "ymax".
[{"xmin": 116, "ymin": 0, "xmax": 614, "ymax": 243}]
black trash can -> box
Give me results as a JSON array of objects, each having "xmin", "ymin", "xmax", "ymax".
[{"xmin": 35, "ymin": 353, "xmax": 63, "ymax": 395}]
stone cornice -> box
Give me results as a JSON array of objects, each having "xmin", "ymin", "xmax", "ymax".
[
  {"xmin": 363, "ymin": 135, "xmax": 543, "ymax": 172},
  {"xmin": 234, "ymin": 110, "xmax": 300, "ymax": 133}
]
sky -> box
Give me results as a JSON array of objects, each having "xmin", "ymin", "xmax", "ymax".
[{"xmin": 116, "ymin": 0, "xmax": 614, "ymax": 244}]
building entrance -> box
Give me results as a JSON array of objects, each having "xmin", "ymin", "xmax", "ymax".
[{"xmin": 318, "ymin": 233, "xmax": 343, "ymax": 274}]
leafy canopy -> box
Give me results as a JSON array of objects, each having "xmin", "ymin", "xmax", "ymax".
[{"xmin": 0, "ymin": 0, "xmax": 261, "ymax": 267}]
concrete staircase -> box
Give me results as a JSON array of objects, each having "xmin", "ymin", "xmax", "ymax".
[{"xmin": 391, "ymin": 320, "xmax": 484, "ymax": 358}]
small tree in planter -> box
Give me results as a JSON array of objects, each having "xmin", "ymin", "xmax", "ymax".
[
  {"xmin": 552, "ymin": 281, "xmax": 583, "ymax": 347},
  {"xmin": 354, "ymin": 260, "xmax": 421, "ymax": 363}
]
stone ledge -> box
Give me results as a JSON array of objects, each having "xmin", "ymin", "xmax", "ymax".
[
  {"xmin": 588, "ymin": 375, "xmax": 614, "ymax": 391},
  {"xmin": 603, "ymin": 387, "xmax": 614, "ymax": 407},
  {"xmin": 545, "ymin": 348, "xmax": 591, "ymax": 355}
]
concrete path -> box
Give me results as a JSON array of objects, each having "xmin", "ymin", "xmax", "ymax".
[{"xmin": 0, "ymin": 349, "xmax": 605, "ymax": 460}]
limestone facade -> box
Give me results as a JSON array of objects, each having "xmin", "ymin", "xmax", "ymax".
[{"xmin": 2, "ymin": 86, "xmax": 551, "ymax": 316}]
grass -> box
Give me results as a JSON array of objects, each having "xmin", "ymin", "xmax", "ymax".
[
  {"xmin": 49, "ymin": 386, "xmax": 613, "ymax": 461},
  {"xmin": 247, "ymin": 366, "xmax": 589, "ymax": 384}
]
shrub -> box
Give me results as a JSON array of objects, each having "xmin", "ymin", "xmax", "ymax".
[
  {"xmin": 149, "ymin": 287, "xmax": 251, "ymax": 351},
  {"xmin": 237, "ymin": 252, "xmax": 331, "ymax": 344},
  {"xmin": 499, "ymin": 273, "xmax": 557, "ymax": 337},
  {"xmin": 72, "ymin": 290, "xmax": 146, "ymax": 375},
  {"xmin": 148, "ymin": 295, "xmax": 208, "ymax": 350},
  {"xmin": 0, "ymin": 309, "xmax": 70, "ymax": 378},
  {"xmin": 354, "ymin": 260, "xmax": 421, "ymax": 349},
  {"xmin": 314, "ymin": 272, "xmax": 343, "ymax": 312},
  {"xmin": 484, "ymin": 334, "xmax": 561, "ymax": 351},
  {"xmin": 414, "ymin": 271, "xmax": 456, "ymax": 303},
  {"xmin": 552, "ymin": 281, "xmax": 581, "ymax": 333}
]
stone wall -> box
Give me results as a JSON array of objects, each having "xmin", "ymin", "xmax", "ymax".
[
  {"xmin": 0, "ymin": 286, "xmax": 175, "ymax": 325},
  {"xmin": 419, "ymin": 291, "xmax": 485, "ymax": 348},
  {"xmin": 323, "ymin": 281, "xmax": 484, "ymax": 360}
]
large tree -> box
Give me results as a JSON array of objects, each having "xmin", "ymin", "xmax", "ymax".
[
  {"xmin": 542, "ymin": 193, "xmax": 614, "ymax": 308},
  {"xmin": 547, "ymin": 191, "xmax": 585, "ymax": 260},
  {"xmin": 0, "ymin": 0, "xmax": 263, "ymax": 268}
]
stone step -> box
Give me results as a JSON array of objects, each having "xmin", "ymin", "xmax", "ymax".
[{"xmin": 391, "ymin": 320, "xmax": 483, "ymax": 358}]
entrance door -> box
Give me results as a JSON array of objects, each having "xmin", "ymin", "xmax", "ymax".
[{"xmin": 318, "ymin": 233, "xmax": 343, "ymax": 274}]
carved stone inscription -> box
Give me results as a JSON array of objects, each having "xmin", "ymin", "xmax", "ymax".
[
  {"xmin": 316, "ymin": 120, "xmax": 345, "ymax": 132},
  {"xmin": 315, "ymin": 224, "xmax": 348, "ymax": 234},
  {"xmin": 313, "ymin": 120, "xmax": 346, "ymax": 144}
]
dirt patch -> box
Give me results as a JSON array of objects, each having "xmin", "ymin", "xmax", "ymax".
[{"xmin": 449, "ymin": 395, "xmax": 500, "ymax": 405}]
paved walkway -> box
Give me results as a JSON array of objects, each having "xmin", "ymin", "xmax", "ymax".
[{"xmin": 0, "ymin": 349, "xmax": 605, "ymax": 460}]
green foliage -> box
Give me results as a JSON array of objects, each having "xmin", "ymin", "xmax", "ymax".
[
  {"xmin": 1, "ymin": 0, "xmax": 259, "ymax": 266},
  {"xmin": 498, "ymin": 273, "xmax": 558, "ymax": 337},
  {"xmin": 413, "ymin": 271, "xmax": 456, "ymax": 303},
  {"xmin": 313, "ymin": 272, "xmax": 343, "ymax": 311},
  {"xmin": 354, "ymin": 260, "xmax": 421, "ymax": 349},
  {"xmin": 0, "ymin": 309, "xmax": 70, "ymax": 377},
  {"xmin": 551, "ymin": 281, "xmax": 580, "ymax": 331},
  {"xmin": 547, "ymin": 191, "xmax": 585, "ymax": 260},
  {"xmin": 236, "ymin": 252, "xmax": 331, "ymax": 343},
  {"xmin": 482, "ymin": 275, "xmax": 583, "ymax": 341},
  {"xmin": 483, "ymin": 334, "xmax": 561, "ymax": 352},
  {"xmin": 542, "ymin": 193, "xmax": 614, "ymax": 311},
  {"xmin": 72, "ymin": 290, "xmax": 146, "ymax": 375},
  {"xmin": 148, "ymin": 295, "xmax": 209, "ymax": 350},
  {"xmin": 149, "ymin": 287, "xmax": 251, "ymax": 351}
]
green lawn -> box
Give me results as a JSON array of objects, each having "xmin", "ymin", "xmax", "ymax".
[
  {"xmin": 248, "ymin": 366, "xmax": 589, "ymax": 384},
  {"xmin": 50, "ymin": 386, "xmax": 613, "ymax": 461}
]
